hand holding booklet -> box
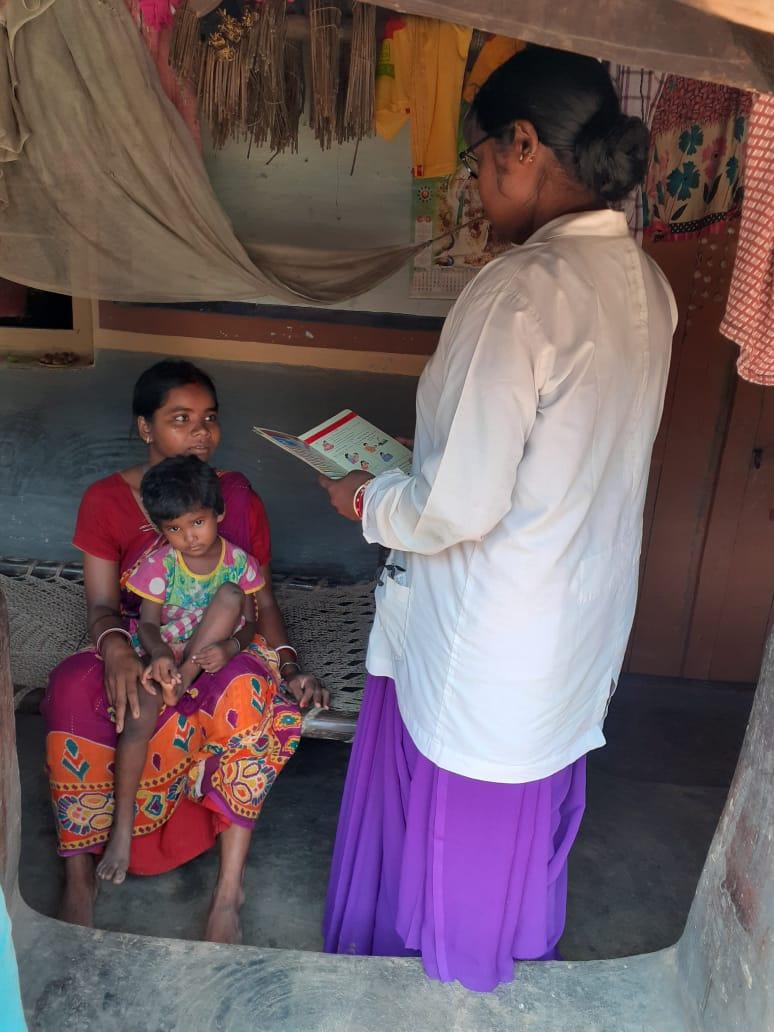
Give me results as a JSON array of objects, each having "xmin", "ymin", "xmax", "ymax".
[{"xmin": 253, "ymin": 410, "xmax": 413, "ymax": 479}]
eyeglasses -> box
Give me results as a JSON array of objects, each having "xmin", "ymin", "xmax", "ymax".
[
  {"xmin": 458, "ymin": 133, "xmax": 492, "ymax": 180},
  {"xmin": 459, "ymin": 125, "xmax": 517, "ymax": 179}
]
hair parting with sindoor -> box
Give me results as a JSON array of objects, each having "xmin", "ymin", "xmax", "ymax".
[{"xmin": 132, "ymin": 360, "xmax": 219, "ymax": 421}]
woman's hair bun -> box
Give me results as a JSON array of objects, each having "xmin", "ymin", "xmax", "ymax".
[
  {"xmin": 472, "ymin": 46, "xmax": 651, "ymax": 203},
  {"xmin": 574, "ymin": 110, "xmax": 650, "ymax": 203}
]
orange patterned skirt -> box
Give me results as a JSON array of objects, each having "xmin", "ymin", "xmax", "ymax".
[{"xmin": 42, "ymin": 646, "xmax": 301, "ymax": 874}]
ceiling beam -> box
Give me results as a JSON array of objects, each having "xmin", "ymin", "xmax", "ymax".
[{"xmin": 371, "ymin": 0, "xmax": 774, "ymax": 91}]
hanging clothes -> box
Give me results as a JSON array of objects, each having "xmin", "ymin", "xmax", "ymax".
[
  {"xmin": 375, "ymin": 16, "xmax": 472, "ymax": 178},
  {"xmin": 137, "ymin": 0, "xmax": 175, "ymax": 29},
  {"xmin": 608, "ymin": 64, "xmax": 665, "ymax": 243},
  {"xmin": 126, "ymin": 0, "xmax": 201, "ymax": 147},
  {"xmin": 408, "ymin": 33, "xmax": 519, "ymax": 300},
  {"xmin": 720, "ymin": 92, "xmax": 774, "ymax": 387},
  {"xmin": 461, "ymin": 34, "xmax": 525, "ymax": 105},
  {"xmin": 643, "ymin": 75, "xmax": 752, "ymax": 241}
]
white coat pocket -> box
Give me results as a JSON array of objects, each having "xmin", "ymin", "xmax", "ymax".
[{"xmin": 374, "ymin": 576, "xmax": 411, "ymax": 661}]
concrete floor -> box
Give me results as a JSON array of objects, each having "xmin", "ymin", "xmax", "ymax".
[{"xmin": 15, "ymin": 675, "xmax": 753, "ymax": 960}]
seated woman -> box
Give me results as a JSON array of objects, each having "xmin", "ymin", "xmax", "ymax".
[{"xmin": 43, "ymin": 359, "xmax": 328, "ymax": 944}]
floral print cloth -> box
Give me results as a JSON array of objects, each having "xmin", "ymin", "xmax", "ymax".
[{"xmin": 643, "ymin": 75, "xmax": 753, "ymax": 241}]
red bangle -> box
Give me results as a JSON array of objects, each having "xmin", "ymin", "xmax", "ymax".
[{"xmin": 353, "ymin": 483, "xmax": 367, "ymax": 519}]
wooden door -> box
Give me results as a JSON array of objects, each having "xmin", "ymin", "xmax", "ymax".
[{"xmin": 625, "ymin": 225, "xmax": 774, "ymax": 684}]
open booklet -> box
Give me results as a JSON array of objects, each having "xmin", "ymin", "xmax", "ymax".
[{"xmin": 253, "ymin": 410, "xmax": 413, "ymax": 479}]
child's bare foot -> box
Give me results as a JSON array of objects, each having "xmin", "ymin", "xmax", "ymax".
[
  {"xmin": 96, "ymin": 827, "xmax": 132, "ymax": 885},
  {"xmin": 59, "ymin": 854, "xmax": 97, "ymax": 927},
  {"xmin": 204, "ymin": 886, "xmax": 245, "ymax": 945},
  {"xmin": 176, "ymin": 658, "xmax": 202, "ymax": 698}
]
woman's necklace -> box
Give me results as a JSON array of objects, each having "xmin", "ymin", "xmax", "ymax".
[{"xmin": 128, "ymin": 464, "xmax": 155, "ymax": 534}]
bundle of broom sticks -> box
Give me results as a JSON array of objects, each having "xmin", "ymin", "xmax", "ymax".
[{"xmin": 170, "ymin": 0, "xmax": 376, "ymax": 154}]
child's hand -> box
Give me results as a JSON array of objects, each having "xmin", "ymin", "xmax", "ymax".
[
  {"xmin": 146, "ymin": 653, "xmax": 181, "ymax": 694},
  {"xmin": 141, "ymin": 665, "xmax": 182, "ymax": 708},
  {"xmin": 193, "ymin": 641, "xmax": 236, "ymax": 674}
]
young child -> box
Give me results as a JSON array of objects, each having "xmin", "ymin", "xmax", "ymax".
[{"xmin": 96, "ymin": 455, "xmax": 264, "ymax": 885}]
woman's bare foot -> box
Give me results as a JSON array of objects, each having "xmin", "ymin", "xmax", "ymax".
[
  {"xmin": 204, "ymin": 886, "xmax": 245, "ymax": 945},
  {"xmin": 96, "ymin": 826, "xmax": 132, "ymax": 885},
  {"xmin": 206, "ymin": 823, "xmax": 250, "ymax": 945},
  {"xmin": 58, "ymin": 854, "xmax": 98, "ymax": 927}
]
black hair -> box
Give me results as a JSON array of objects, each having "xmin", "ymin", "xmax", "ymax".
[
  {"xmin": 471, "ymin": 46, "xmax": 649, "ymax": 203},
  {"xmin": 141, "ymin": 455, "xmax": 224, "ymax": 525},
  {"xmin": 132, "ymin": 360, "xmax": 219, "ymax": 421}
]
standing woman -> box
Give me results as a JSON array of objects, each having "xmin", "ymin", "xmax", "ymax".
[
  {"xmin": 320, "ymin": 47, "xmax": 677, "ymax": 991},
  {"xmin": 43, "ymin": 360, "xmax": 327, "ymax": 943}
]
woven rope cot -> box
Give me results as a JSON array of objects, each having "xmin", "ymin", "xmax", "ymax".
[{"xmin": 0, "ymin": 558, "xmax": 372, "ymax": 738}]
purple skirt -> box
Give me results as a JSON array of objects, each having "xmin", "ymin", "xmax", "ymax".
[{"xmin": 323, "ymin": 675, "xmax": 587, "ymax": 992}]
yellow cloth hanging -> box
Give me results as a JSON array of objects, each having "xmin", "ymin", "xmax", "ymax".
[
  {"xmin": 375, "ymin": 15, "xmax": 472, "ymax": 178},
  {"xmin": 462, "ymin": 35, "xmax": 526, "ymax": 105}
]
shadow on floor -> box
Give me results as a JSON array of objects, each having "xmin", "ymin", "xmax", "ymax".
[{"xmin": 15, "ymin": 676, "xmax": 753, "ymax": 960}]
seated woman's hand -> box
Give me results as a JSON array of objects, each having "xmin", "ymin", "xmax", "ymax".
[
  {"xmin": 102, "ymin": 635, "xmax": 146, "ymax": 733},
  {"xmin": 284, "ymin": 671, "xmax": 330, "ymax": 710}
]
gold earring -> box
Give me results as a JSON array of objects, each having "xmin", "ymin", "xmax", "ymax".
[{"xmin": 519, "ymin": 153, "xmax": 524, "ymax": 163}]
